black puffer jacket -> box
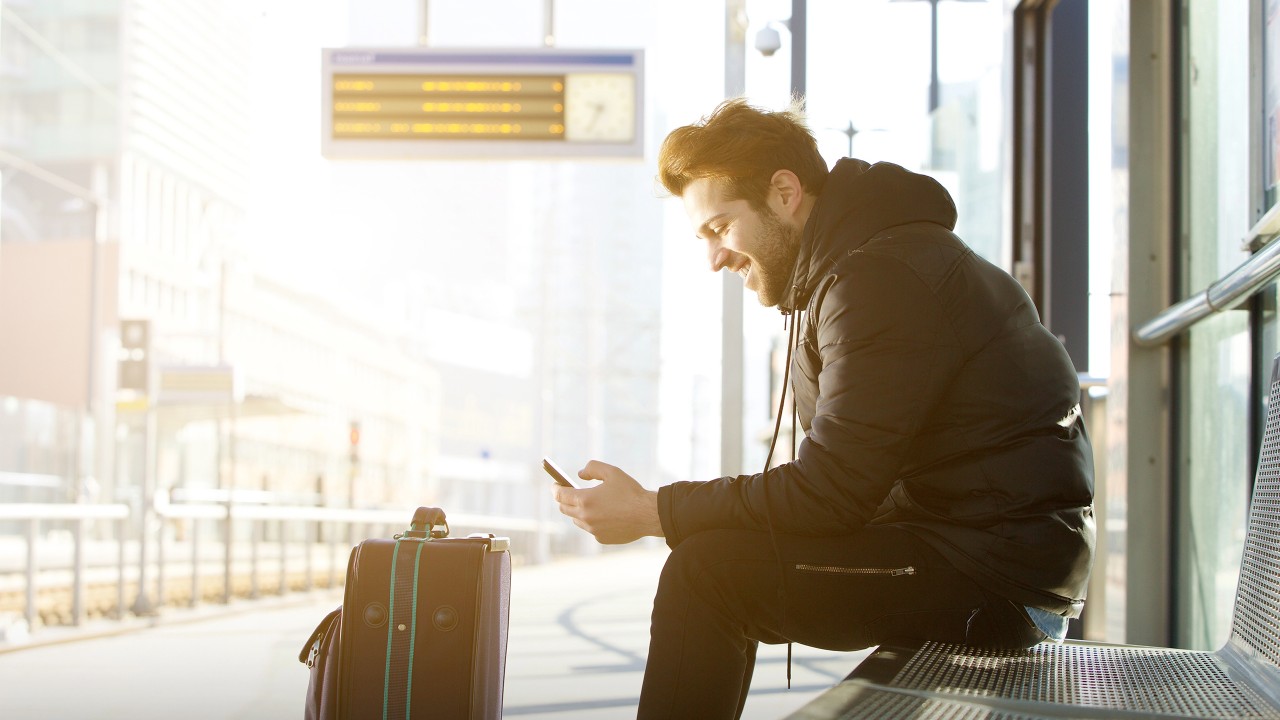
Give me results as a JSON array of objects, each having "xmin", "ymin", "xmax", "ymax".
[{"xmin": 656, "ymin": 159, "xmax": 1095, "ymax": 615}]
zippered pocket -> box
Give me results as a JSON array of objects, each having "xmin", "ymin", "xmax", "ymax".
[{"xmin": 794, "ymin": 564, "xmax": 916, "ymax": 577}]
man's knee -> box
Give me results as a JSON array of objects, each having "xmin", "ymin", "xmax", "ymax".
[{"xmin": 656, "ymin": 530, "xmax": 773, "ymax": 615}]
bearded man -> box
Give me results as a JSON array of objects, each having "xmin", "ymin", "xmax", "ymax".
[{"xmin": 552, "ymin": 99, "xmax": 1095, "ymax": 720}]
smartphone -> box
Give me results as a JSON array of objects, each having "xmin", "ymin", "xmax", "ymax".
[{"xmin": 543, "ymin": 457, "xmax": 590, "ymax": 489}]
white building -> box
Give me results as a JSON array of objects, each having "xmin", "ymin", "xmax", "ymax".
[{"xmin": 0, "ymin": 0, "xmax": 667, "ymax": 546}]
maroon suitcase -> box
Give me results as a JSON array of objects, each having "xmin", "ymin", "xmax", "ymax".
[{"xmin": 301, "ymin": 507, "xmax": 511, "ymax": 720}]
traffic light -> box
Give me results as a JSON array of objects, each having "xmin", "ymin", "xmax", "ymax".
[{"xmin": 118, "ymin": 319, "xmax": 150, "ymax": 392}]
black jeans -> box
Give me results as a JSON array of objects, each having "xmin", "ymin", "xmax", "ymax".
[{"xmin": 636, "ymin": 526, "xmax": 1046, "ymax": 720}]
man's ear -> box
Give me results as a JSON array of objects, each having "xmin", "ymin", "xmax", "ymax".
[{"xmin": 769, "ymin": 169, "xmax": 805, "ymax": 219}]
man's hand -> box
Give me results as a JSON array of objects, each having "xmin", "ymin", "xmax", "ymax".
[{"xmin": 552, "ymin": 460, "xmax": 662, "ymax": 545}]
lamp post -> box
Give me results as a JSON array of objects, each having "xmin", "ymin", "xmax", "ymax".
[
  {"xmin": 893, "ymin": 0, "xmax": 986, "ymax": 111},
  {"xmin": 723, "ymin": 0, "xmax": 746, "ymax": 478},
  {"xmin": 892, "ymin": 0, "xmax": 986, "ymax": 167},
  {"xmin": 790, "ymin": 0, "xmax": 806, "ymax": 102}
]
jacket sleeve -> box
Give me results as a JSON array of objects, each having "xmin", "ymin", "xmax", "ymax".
[{"xmin": 658, "ymin": 254, "xmax": 964, "ymax": 547}]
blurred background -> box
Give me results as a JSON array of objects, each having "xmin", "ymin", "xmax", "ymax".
[
  {"xmin": 0, "ymin": 0, "xmax": 1164, "ymax": 677},
  {"xmin": 25, "ymin": 0, "xmax": 1280, "ymax": 717},
  {"xmin": 14, "ymin": 4, "xmax": 1280, "ymax": 718},
  {"xmin": 0, "ymin": 0, "xmax": 1035, "ymax": 584}
]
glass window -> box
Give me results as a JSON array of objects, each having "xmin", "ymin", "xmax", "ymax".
[
  {"xmin": 1176, "ymin": 0, "xmax": 1255, "ymax": 650},
  {"xmin": 805, "ymin": 0, "xmax": 1009, "ymax": 267},
  {"xmin": 1264, "ymin": 0, "xmax": 1280, "ymax": 209}
]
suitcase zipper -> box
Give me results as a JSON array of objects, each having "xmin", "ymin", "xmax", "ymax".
[{"xmin": 794, "ymin": 564, "xmax": 916, "ymax": 576}]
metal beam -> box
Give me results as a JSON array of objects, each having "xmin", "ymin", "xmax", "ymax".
[
  {"xmin": 721, "ymin": 0, "xmax": 747, "ymax": 478},
  {"xmin": 1118, "ymin": 0, "xmax": 1176, "ymax": 647}
]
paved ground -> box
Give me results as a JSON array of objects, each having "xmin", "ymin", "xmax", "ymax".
[{"xmin": 0, "ymin": 547, "xmax": 862, "ymax": 719}]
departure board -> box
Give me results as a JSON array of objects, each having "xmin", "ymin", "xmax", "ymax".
[{"xmin": 322, "ymin": 49, "xmax": 644, "ymax": 159}]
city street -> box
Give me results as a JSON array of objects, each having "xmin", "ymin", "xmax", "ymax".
[{"xmin": 0, "ymin": 547, "xmax": 861, "ymax": 720}]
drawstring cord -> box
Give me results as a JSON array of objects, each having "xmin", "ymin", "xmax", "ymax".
[
  {"xmin": 788, "ymin": 336, "xmax": 799, "ymax": 688},
  {"xmin": 762, "ymin": 299, "xmax": 801, "ymax": 689}
]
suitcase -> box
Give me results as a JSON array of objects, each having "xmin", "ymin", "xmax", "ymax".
[{"xmin": 301, "ymin": 507, "xmax": 511, "ymax": 720}]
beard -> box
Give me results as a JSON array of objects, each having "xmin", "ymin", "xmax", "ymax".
[{"xmin": 749, "ymin": 209, "xmax": 804, "ymax": 308}]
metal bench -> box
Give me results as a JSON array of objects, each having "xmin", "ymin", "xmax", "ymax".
[{"xmin": 785, "ymin": 353, "xmax": 1280, "ymax": 720}]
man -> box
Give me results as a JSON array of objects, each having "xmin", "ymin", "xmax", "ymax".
[{"xmin": 552, "ymin": 99, "xmax": 1094, "ymax": 720}]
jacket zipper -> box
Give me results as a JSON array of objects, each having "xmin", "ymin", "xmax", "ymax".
[{"xmin": 794, "ymin": 564, "xmax": 916, "ymax": 577}]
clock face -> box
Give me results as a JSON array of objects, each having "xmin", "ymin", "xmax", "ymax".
[{"xmin": 564, "ymin": 73, "xmax": 636, "ymax": 143}]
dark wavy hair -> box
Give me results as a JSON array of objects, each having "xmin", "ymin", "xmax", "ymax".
[{"xmin": 657, "ymin": 98, "xmax": 828, "ymax": 210}]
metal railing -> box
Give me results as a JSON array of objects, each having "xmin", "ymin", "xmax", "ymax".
[
  {"xmin": 1134, "ymin": 211, "xmax": 1280, "ymax": 346},
  {"xmin": 0, "ymin": 496, "xmax": 559, "ymax": 641},
  {"xmin": 0, "ymin": 502, "xmax": 131, "ymax": 632},
  {"xmin": 151, "ymin": 496, "xmax": 548, "ymax": 610}
]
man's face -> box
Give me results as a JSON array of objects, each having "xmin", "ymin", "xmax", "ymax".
[{"xmin": 683, "ymin": 178, "xmax": 803, "ymax": 308}]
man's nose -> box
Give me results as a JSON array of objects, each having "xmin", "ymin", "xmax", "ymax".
[{"xmin": 709, "ymin": 247, "xmax": 736, "ymax": 273}]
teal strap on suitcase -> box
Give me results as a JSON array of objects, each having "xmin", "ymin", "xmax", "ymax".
[{"xmin": 383, "ymin": 539, "xmax": 426, "ymax": 720}]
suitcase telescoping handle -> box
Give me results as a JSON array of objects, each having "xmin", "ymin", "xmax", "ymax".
[{"xmin": 405, "ymin": 506, "xmax": 448, "ymax": 539}]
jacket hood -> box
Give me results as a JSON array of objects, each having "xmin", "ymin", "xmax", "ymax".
[{"xmin": 781, "ymin": 158, "xmax": 958, "ymax": 311}]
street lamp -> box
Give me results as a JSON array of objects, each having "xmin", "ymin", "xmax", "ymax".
[
  {"xmin": 892, "ymin": 0, "xmax": 986, "ymax": 170},
  {"xmin": 891, "ymin": 0, "xmax": 987, "ymax": 114}
]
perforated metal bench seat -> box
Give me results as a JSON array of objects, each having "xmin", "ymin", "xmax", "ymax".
[
  {"xmin": 784, "ymin": 354, "xmax": 1280, "ymax": 719},
  {"xmin": 787, "ymin": 678, "xmax": 1106, "ymax": 720},
  {"xmin": 785, "ymin": 640, "xmax": 1280, "ymax": 719}
]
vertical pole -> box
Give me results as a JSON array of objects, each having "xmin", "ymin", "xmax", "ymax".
[
  {"xmin": 116, "ymin": 518, "xmax": 127, "ymax": 618},
  {"xmin": 305, "ymin": 517, "xmax": 314, "ymax": 591},
  {"xmin": 584, "ymin": 174, "xmax": 603, "ymax": 556},
  {"xmin": 131, "ymin": 401, "xmax": 157, "ymax": 615},
  {"xmin": 25, "ymin": 519, "xmax": 37, "ymax": 633},
  {"xmin": 250, "ymin": 515, "xmax": 261, "ymax": 598},
  {"xmin": 71, "ymin": 209, "xmax": 100, "ymax": 622},
  {"xmin": 928, "ymin": 0, "xmax": 943, "ymax": 170},
  {"xmin": 223, "ymin": 503, "xmax": 233, "ymax": 603},
  {"xmin": 278, "ymin": 518, "xmax": 288, "ymax": 595},
  {"xmin": 1046, "ymin": 0, "xmax": 1091, "ymax": 370},
  {"xmin": 418, "ymin": 0, "xmax": 429, "ymax": 46},
  {"xmin": 543, "ymin": 0, "xmax": 555, "ymax": 47},
  {"xmin": 929, "ymin": 0, "xmax": 940, "ymax": 113},
  {"xmin": 156, "ymin": 511, "xmax": 166, "ymax": 607},
  {"xmin": 328, "ymin": 520, "xmax": 337, "ymax": 588},
  {"xmin": 347, "ymin": 422, "xmax": 359, "ymax": 547},
  {"xmin": 92, "ymin": 166, "xmax": 113, "ymax": 539},
  {"xmin": 72, "ymin": 517, "xmax": 85, "ymax": 626},
  {"xmin": 190, "ymin": 516, "xmax": 200, "ymax": 607},
  {"xmin": 1121, "ymin": 0, "xmax": 1175, "ymax": 647},
  {"xmin": 535, "ymin": 165, "xmax": 554, "ymax": 565},
  {"xmin": 721, "ymin": 0, "xmax": 747, "ymax": 480},
  {"xmin": 791, "ymin": 0, "xmax": 807, "ymax": 102}
]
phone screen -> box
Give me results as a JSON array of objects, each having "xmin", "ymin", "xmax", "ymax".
[{"xmin": 542, "ymin": 457, "xmax": 586, "ymax": 489}]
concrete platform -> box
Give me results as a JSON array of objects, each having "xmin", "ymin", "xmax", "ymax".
[{"xmin": 0, "ymin": 547, "xmax": 863, "ymax": 719}]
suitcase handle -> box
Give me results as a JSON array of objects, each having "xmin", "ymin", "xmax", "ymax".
[
  {"xmin": 406, "ymin": 506, "xmax": 448, "ymax": 539},
  {"xmin": 298, "ymin": 605, "xmax": 342, "ymax": 666}
]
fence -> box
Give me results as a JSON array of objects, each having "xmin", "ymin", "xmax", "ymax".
[{"xmin": 0, "ymin": 494, "xmax": 561, "ymax": 640}]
